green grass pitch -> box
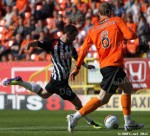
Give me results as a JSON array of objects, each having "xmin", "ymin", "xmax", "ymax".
[{"xmin": 0, "ymin": 110, "xmax": 149, "ymax": 136}]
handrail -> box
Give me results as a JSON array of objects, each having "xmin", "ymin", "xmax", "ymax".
[{"xmin": 29, "ymin": 64, "xmax": 53, "ymax": 82}]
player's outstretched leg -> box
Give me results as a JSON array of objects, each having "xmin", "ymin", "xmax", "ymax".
[
  {"xmin": 83, "ymin": 115, "xmax": 103, "ymax": 129},
  {"xmin": 3, "ymin": 76, "xmax": 23, "ymax": 86},
  {"xmin": 3, "ymin": 76, "xmax": 42, "ymax": 94},
  {"xmin": 70, "ymin": 95, "xmax": 103, "ymax": 129}
]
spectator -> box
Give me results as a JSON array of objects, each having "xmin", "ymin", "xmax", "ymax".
[
  {"xmin": 24, "ymin": 18, "xmax": 35, "ymax": 37},
  {"xmin": 18, "ymin": 34, "xmax": 33, "ymax": 61},
  {"xmin": 140, "ymin": 0, "xmax": 149, "ymax": 16},
  {"xmin": 13, "ymin": 16, "xmax": 26, "ymax": 38},
  {"xmin": 65, "ymin": 0, "xmax": 72, "ymax": 16},
  {"xmin": 16, "ymin": 0, "xmax": 29, "ymax": 15},
  {"xmin": 10, "ymin": 33, "xmax": 23, "ymax": 59},
  {"xmin": 0, "ymin": 9, "xmax": 4, "ymax": 22},
  {"xmin": 41, "ymin": 0, "xmax": 55, "ymax": 19},
  {"xmin": 125, "ymin": 14, "xmax": 139, "ymax": 57},
  {"xmin": 47, "ymin": 10, "xmax": 58, "ymax": 30},
  {"xmin": 91, "ymin": 15, "xmax": 99, "ymax": 26},
  {"xmin": 126, "ymin": 13, "xmax": 137, "ymax": 32},
  {"xmin": 3, "ymin": 6, "xmax": 14, "ymax": 27},
  {"xmin": 56, "ymin": 14, "xmax": 65, "ymax": 32},
  {"xmin": 91, "ymin": 0, "xmax": 99, "ymax": 10},
  {"xmin": 113, "ymin": 0, "xmax": 126, "ymax": 17},
  {"xmin": 0, "ymin": 1, "xmax": 5, "ymax": 15},
  {"xmin": 32, "ymin": 20, "xmax": 48, "ymax": 39},
  {"xmin": 130, "ymin": 0, "xmax": 141, "ymax": 23},
  {"xmin": 7, "ymin": 52, "xmax": 14, "ymax": 61},
  {"xmin": 2, "ymin": 0, "xmax": 16, "ymax": 6},
  {"xmin": 30, "ymin": 15, "xmax": 36, "ymax": 33},
  {"xmin": 11, "ymin": 6, "xmax": 19, "ymax": 27},
  {"xmin": 137, "ymin": 15, "xmax": 150, "ymax": 53},
  {"xmin": 147, "ymin": 3, "xmax": 150, "ymax": 27},
  {"xmin": 77, "ymin": 0, "xmax": 89, "ymax": 15},
  {"xmin": 124, "ymin": 0, "xmax": 134, "ymax": 14},
  {"xmin": 70, "ymin": 4, "xmax": 84, "ymax": 24},
  {"xmin": 84, "ymin": 17, "xmax": 93, "ymax": 35},
  {"xmin": 0, "ymin": 40, "xmax": 7, "ymax": 61}
]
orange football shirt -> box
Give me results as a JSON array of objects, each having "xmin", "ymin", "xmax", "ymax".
[{"xmin": 76, "ymin": 17, "xmax": 137, "ymax": 69}]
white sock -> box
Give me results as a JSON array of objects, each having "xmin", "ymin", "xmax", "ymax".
[
  {"xmin": 124, "ymin": 115, "xmax": 132, "ymax": 125},
  {"xmin": 73, "ymin": 111, "xmax": 82, "ymax": 121},
  {"xmin": 18, "ymin": 81, "xmax": 42, "ymax": 94}
]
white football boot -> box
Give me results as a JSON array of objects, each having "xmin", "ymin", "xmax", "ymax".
[
  {"xmin": 66, "ymin": 114, "xmax": 77, "ymax": 133},
  {"xmin": 124, "ymin": 120, "xmax": 144, "ymax": 131}
]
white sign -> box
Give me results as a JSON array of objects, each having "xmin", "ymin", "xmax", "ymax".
[{"xmin": 88, "ymin": 61, "xmax": 103, "ymax": 83}]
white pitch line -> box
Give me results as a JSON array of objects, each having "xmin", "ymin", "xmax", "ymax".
[
  {"xmin": 0, "ymin": 126, "xmax": 92, "ymax": 131},
  {"xmin": 0, "ymin": 125, "xmax": 149, "ymax": 131}
]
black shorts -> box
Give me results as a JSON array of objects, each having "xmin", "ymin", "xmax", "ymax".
[
  {"xmin": 45, "ymin": 78, "xmax": 77, "ymax": 101},
  {"xmin": 100, "ymin": 66, "xmax": 126, "ymax": 94}
]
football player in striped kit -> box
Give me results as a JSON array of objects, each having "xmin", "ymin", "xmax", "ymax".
[{"xmin": 3, "ymin": 24, "xmax": 102, "ymax": 129}]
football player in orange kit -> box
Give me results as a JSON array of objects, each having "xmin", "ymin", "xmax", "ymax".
[{"xmin": 67, "ymin": 2, "xmax": 144, "ymax": 133}]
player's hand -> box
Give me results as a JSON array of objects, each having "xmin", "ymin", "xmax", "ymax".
[
  {"xmin": 70, "ymin": 68, "xmax": 79, "ymax": 81},
  {"xmin": 87, "ymin": 65, "xmax": 95, "ymax": 70}
]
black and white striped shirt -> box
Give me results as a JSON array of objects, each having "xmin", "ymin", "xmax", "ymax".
[{"xmin": 38, "ymin": 39, "xmax": 78, "ymax": 81}]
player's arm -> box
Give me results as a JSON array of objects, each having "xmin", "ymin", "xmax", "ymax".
[
  {"xmin": 117, "ymin": 17, "xmax": 137, "ymax": 40},
  {"xmin": 25, "ymin": 40, "xmax": 38, "ymax": 50},
  {"xmin": 70, "ymin": 33, "xmax": 93, "ymax": 80},
  {"xmin": 25, "ymin": 40, "xmax": 53, "ymax": 52},
  {"xmin": 72, "ymin": 47, "xmax": 95, "ymax": 69}
]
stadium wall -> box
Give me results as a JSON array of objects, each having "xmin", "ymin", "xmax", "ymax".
[
  {"xmin": 0, "ymin": 58, "xmax": 150, "ymax": 110},
  {"xmin": 0, "ymin": 94, "xmax": 150, "ymax": 111},
  {"xmin": 1, "ymin": 58, "xmax": 150, "ymax": 94}
]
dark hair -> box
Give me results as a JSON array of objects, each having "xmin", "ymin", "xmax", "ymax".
[
  {"xmin": 64, "ymin": 24, "xmax": 78, "ymax": 35},
  {"xmin": 99, "ymin": 2, "xmax": 112, "ymax": 16}
]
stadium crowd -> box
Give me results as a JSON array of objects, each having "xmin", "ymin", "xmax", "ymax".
[{"xmin": 0, "ymin": 0, "xmax": 150, "ymax": 62}]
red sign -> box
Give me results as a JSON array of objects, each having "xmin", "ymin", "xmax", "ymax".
[
  {"xmin": 124, "ymin": 58, "xmax": 150, "ymax": 90},
  {"xmin": 0, "ymin": 61, "xmax": 52, "ymax": 94},
  {"xmin": 1, "ymin": 59, "xmax": 150, "ymax": 94}
]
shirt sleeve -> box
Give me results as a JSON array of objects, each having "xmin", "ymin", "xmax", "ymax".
[
  {"xmin": 117, "ymin": 17, "xmax": 137, "ymax": 40},
  {"xmin": 71, "ymin": 46, "xmax": 78, "ymax": 60},
  {"xmin": 76, "ymin": 32, "xmax": 93, "ymax": 67},
  {"xmin": 37, "ymin": 40, "xmax": 54, "ymax": 52}
]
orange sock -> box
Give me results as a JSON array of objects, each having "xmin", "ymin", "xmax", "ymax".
[
  {"xmin": 121, "ymin": 94, "xmax": 131, "ymax": 115},
  {"xmin": 79, "ymin": 97, "xmax": 102, "ymax": 116}
]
